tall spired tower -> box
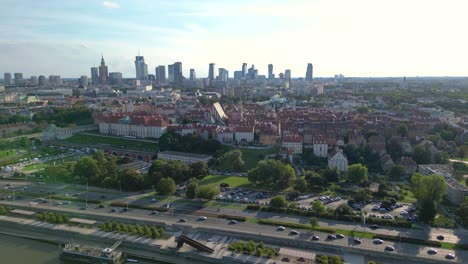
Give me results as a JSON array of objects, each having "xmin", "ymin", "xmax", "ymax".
[{"xmin": 98, "ymin": 55, "xmax": 108, "ymax": 84}]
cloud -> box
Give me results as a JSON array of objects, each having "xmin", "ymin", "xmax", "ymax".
[{"xmin": 102, "ymin": 1, "xmax": 120, "ymax": 9}]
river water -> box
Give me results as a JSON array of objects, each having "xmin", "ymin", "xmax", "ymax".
[{"xmin": 0, "ymin": 234, "xmax": 162, "ymax": 264}]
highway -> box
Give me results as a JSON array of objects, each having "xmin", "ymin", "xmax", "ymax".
[{"xmin": 0, "ymin": 180, "xmax": 466, "ymax": 263}]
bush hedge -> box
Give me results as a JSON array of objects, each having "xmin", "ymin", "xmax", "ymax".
[
  {"xmin": 110, "ymin": 202, "xmax": 169, "ymax": 212},
  {"xmin": 247, "ymin": 205, "xmax": 411, "ymax": 228},
  {"xmin": 257, "ymin": 219, "xmax": 336, "ymax": 233},
  {"xmin": 218, "ymin": 214, "xmax": 246, "ymax": 222},
  {"xmin": 100, "ymin": 220, "xmax": 164, "ymax": 239},
  {"xmin": 0, "ymin": 206, "xmax": 11, "ymax": 215},
  {"xmin": 36, "ymin": 211, "xmax": 69, "ymax": 224},
  {"xmin": 316, "ymin": 254, "xmax": 344, "ymax": 264}
]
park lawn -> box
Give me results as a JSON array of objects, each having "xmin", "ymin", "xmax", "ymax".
[
  {"xmin": 199, "ymin": 175, "xmax": 251, "ymax": 188},
  {"xmin": 400, "ymin": 189, "xmax": 416, "ymax": 203},
  {"xmin": 66, "ymin": 134, "xmax": 158, "ymax": 152},
  {"xmin": 0, "ymin": 149, "xmax": 19, "ymax": 159},
  {"xmin": 240, "ymin": 147, "xmax": 279, "ymax": 171},
  {"xmin": 23, "ymin": 163, "xmax": 49, "ymax": 171}
]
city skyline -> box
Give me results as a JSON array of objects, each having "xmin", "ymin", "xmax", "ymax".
[{"xmin": 1, "ymin": 0, "xmax": 468, "ymax": 78}]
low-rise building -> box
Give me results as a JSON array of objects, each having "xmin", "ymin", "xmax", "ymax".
[
  {"xmin": 328, "ymin": 148, "xmax": 348, "ymax": 172},
  {"xmin": 234, "ymin": 126, "xmax": 254, "ymax": 143},
  {"xmin": 282, "ymin": 134, "xmax": 303, "ymax": 155},
  {"xmin": 313, "ymin": 138, "xmax": 328, "ymax": 157}
]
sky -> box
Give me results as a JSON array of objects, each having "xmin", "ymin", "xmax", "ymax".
[{"xmin": 1, "ymin": 0, "xmax": 468, "ymax": 78}]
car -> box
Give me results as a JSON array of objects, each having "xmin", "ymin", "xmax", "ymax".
[
  {"xmin": 281, "ymin": 257, "xmax": 290, "ymax": 262},
  {"xmin": 327, "ymin": 234, "xmax": 336, "ymax": 240},
  {"xmin": 427, "ymin": 248, "xmax": 437, "ymax": 254},
  {"xmin": 336, "ymin": 234, "xmax": 345, "ymax": 239},
  {"xmin": 98, "ymin": 204, "xmax": 105, "ymax": 208},
  {"xmin": 298, "ymin": 257, "xmax": 306, "ymax": 262},
  {"xmin": 121, "ymin": 208, "xmax": 128, "ymax": 212},
  {"xmin": 373, "ymin": 238, "xmax": 384, "ymax": 244},
  {"xmin": 385, "ymin": 245, "xmax": 395, "ymax": 251},
  {"xmin": 445, "ymin": 253, "xmax": 455, "ymax": 260},
  {"xmin": 370, "ymin": 224, "xmax": 379, "ymax": 229},
  {"xmin": 436, "ymin": 235, "xmax": 445, "ymax": 241},
  {"xmin": 198, "ymin": 216, "xmax": 207, "ymax": 221},
  {"xmin": 353, "ymin": 238, "xmax": 362, "ymax": 244},
  {"xmin": 312, "ymin": 235, "xmax": 320, "ymax": 241},
  {"xmin": 277, "ymin": 226, "xmax": 286, "ymax": 231},
  {"xmin": 110, "ymin": 208, "xmax": 117, "ymax": 212},
  {"xmin": 229, "ymin": 220, "xmax": 238, "ymax": 224},
  {"xmin": 178, "ymin": 218, "xmax": 187, "ymax": 223},
  {"xmin": 151, "ymin": 210, "xmax": 159, "ymax": 215},
  {"xmin": 80, "ymin": 206, "xmax": 87, "ymax": 210},
  {"xmin": 290, "ymin": 230, "xmax": 299, "ymax": 235},
  {"xmin": 150, "ymin": 198, "xmax": 157, "ymax": 202}
]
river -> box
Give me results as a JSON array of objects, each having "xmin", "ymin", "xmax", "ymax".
[{"xmin": 0, "ymin": 234, "xmax": 163, "ymax": 264}]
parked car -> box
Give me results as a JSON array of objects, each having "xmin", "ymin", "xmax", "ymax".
[
  {"xmin": 353, "ymin": 238, "xmax": 362, "ymax": 244},
  {"xmin": 312, "ymin": 235, "xmax": 320, "ymax": 241},
  {"xmin": 327, "ymin": 234, "xmax": 336, "ymax": 240},
  {"xmin": 385, "ymin": 245, "xmax": 395, "ymax": 251},
  {"xmin": 336, "ymin": 234, "xmax": 345, "ymax": 239},
  {"xmin": 178, "ymin": 218, "xmax": 187, "ymax": 223},
  {"xmin": 373, "ymin": 238, "xmax": 384, "ymax": 244},
  {"xmin": 198, "ymin": 216, "xmax": 207, "ymax": 221},
  {"xmin": 445, "ymin": 253, "xmax": 455, "ymax": 260},
  {"xmin": 427, "ymin": 248, "xmax": 438, "ymax": 254},
  {"xmin": 290, "ymin": 230, "xmax": 299, "ymax": 235},
  {"xmin": 277, "ymin": 226, "xmax": 286, "ymax": 231},
  {"xmin": 437, "ymin": 235, "xmax": 445, "ymax": 241}
]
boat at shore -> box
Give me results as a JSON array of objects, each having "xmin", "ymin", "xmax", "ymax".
[{"xmin": 60, "ymin": 241, "xmax": 126, "ymax": 264}]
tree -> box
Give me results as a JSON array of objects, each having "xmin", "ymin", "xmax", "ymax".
[
  {"xmin": 157, "ymin": 177, "xmax": 176, "ymax": 196},
  {"xmin": 309, "ymin": 217, "xmax": 319, "ymax": 230},
  {"xmin": 190, "ymin": 162, "xmax": 209, "ymax": 179},
  {"xmin": 312, "ymin": 200, "xmax": 326, "ymax": 214},
  {"xmin": 355, "ymin": 188, "xmax": 372, "ymax": 202},
  {"xmin": 185, "ymin": 179, "xmax": 199, "ymax": 199},
  {"xmin": 294, "ymin": 177, "xmax": 308, "ymax": 192},
  {"xmin": 397, "ymin": 124, "xmax": 408, "ymax": 137},
  {"xmin": 305, "ymin": 171, "xmax": 325, "ymax": 188},
  {"xmin": 212, "ymin": 150, "xmax": 245, "ymax": 171},
  {"xmin": 248, "ymin": 160, "xmax": 296, "ymax": 189},
  {"xmin": 389, "ymin": 165, "xmax": 405, "ymax": 181},
  {"xmin": 412, "ymin": 145, "xmax": 431, "ymax": 164},
  {"xmin": 74, "ymin": 156, "xmax": 100, "ymax": 184},
  {"xmin": 322, "ymin": 168, "xmax": 340, "ymax": 182},
  {"xmin": 119, "ymin": 168, "xmax": 144, "ymax": 191},
  {"xmin": 411, "ymin": 173, "xmax": 447, "ymax": 222},
  {"xmin": 434, "ymin": 151, "xmax": 449, "ymax": 164},
  {"xmin": 347, "ymin": 164, "xmax": 368, "ymax": 183},
  {"xmin": 335, "ymin": 204, "xmax": 353, "ymax": 216},
  {"xmin": 197, "ymin": 186, "xmax": 220, "ymax": 199},
  {"xmin": 269, "ymin": 195, "xmax": 287, "ymax": 208}
]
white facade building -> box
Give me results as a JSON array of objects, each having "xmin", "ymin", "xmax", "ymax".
[
  {"xmin": 328, "ymin": 149, "xmax": 348, "ymax": 172},
  {"xmin": 158, "ymin": 151, "xmax": 212, "ymax": 164}
]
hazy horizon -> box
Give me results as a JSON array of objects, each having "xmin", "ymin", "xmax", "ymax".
[{"xmin": 1, "ymin": 0, "xmax": 468, "ymax": 78}]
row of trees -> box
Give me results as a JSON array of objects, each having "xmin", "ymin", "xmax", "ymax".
[
  {"xmin": 147, "ymin": 159, "xmax": 209, "ymax": 185},
  {"xmin": 158, "ymin": 130, "xmax": 226, "ymax": 155},
  {"xmin": 36, "ymin": 211, "xmax": 70, "ymax": 224},
  {"xmin": 101, "ymin": 221, "xmax": 164, "ymax": 239},
  {"xmin": 228, "ymin": 240, "xmax": 277, "ymax": 258},
  {"xmin": 32, "ymin": 106, "xmax": 93, "ymax": 126}
]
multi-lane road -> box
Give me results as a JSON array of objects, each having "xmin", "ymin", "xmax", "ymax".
[{"xmin": 1, "ymin": 180, "xmax": 466, "ymax": 263}]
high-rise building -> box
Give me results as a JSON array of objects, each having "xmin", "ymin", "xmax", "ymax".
[
  {"xmin": 247, "ymin": 65, "xmax": 256, "ymax": 79},
  {"xmin": 14, "ymin": 73, "xmax": 23, "ymax": 84},
  {"xmin": 306, "ymin": 63, "xmax": 313, "ymax": 81},
  {"xmin": 234, "ymin": 71, "xmax": 243, "ymax": 79},
  {"xmin": 109, "ymin": 72, "xmax": 123, "ymax": 85},
  {"xmin": 208, "ymin": 63, "xmax": 215, "ymax": 80},
  {"xmin": 285, "ymin": 69, "xmax": 291, "ymax": 80},
  {"xmin": 49, "ymin": 75, "xmax": 62, "ymax": 85},
  {"xmin": 91, "ymin": 67, "xmax": 99, "ymax": 85},
  {"xmin": 268, "ymin": 64, "xmax": 274, "ymax": 79},
  {"xmin": 190, "ymin": 69, "xmax": 196, "ymax": 80},
  {"xmin": 168, "ymin": 64, "xmax": 174, "ymax": 82},
  {"xmin": 80, "ymin": 76, "xmax": 88, "ymax": 86},
  {"xmin": 155, "ymin": 65, "xmax": 166, "ymax": 83},
  {"xmin": 173, "ymin": 62, "xmax": 183, "ymax": 83},
  {"xmin": 30, "ymin": 76, "xmax": 38, "ymax": 86},
  {"xmin": 38, "ymin": 75, "xmax": 47, "ymax": 86},
  {"xmin": 98, "ymin": 55, "xmax": 108, "ymax": 84},
  {"xmin": 135, "ymin": 55, "xmax": 148, "ymax": 80},
  {"xmin": 219, "ymin": 68, "xmax": 229, "ymax": 82},
  {"xmin": 3, "ymin": 73, "xmax": 11, "ymax": 85},
  {"xmin": 242, "ymin": 63, "xmax": 247, "ymax": 77}
]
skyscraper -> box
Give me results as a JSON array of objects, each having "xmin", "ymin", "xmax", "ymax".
[
  {"xmin": 38, "ymin": 75, "xmax": 46, "ymax": 86},
  {"xmin": 49, "ymin": 75, "xmax": 62, "ymax": 85},
  {"xmin": 155, "ymin": 66, "xmax": 166, "ymax": 84},
  {"xmin": 30, "ymin": 76, "xmax": 38, "ymax": 86},
  {"xmin": 285, "ymin": 69, "xmax": 291, "ymax": 80},
  {"xmin": 242, "ymin": 63, "xmax": 247, "ymax": 77},
  {"xmin": 306, "ymin": 63, "xmax": 313, "ymax": 81},
  {"xmin": 80, "ymin": 76, "xmax": 88, "ymax": 86},
  {"xmin": 218, "ymin": 68, "xmax": 229, "ymax": 82},
  {"xmin": 173, "ymin": 62, "xmax": 183, "ymax": 83},
  {"xmin": 14, "ymin": 73, "xmax": 23, "ymax": 84},
  {"xmin": 168, "ymin": 64, "xmax": 174, "ymax": 82},
  {"xmin": 3, "ymin": 73, "xmax": 11, "ymax": 85},
  {"xmin": 268, "ymin": 64, "xmax": 274, "ymax": 79},
  {"xmin": 98, "ymin": 55, "xmax": 108, "ymax": 84},
  {"xmin": 190, "ymin": 69, "xmax": 196, "ymax": 80},
  {"xmin": 91, "ymin": 67, "xmax": 99, "ymax": 85},
  {"xmin": 109, "ymin": 72, "xmax": 123, "ymax": 85},
  {"xmin": 208, "ymin": 63, "xmax": 215, "ymax": 81},
  {"xmin": 135, "ymin": 55, "xmax": 148, "ymax": 80},
  {"xmin": 248, "ymin": 65, "xmax": 256, "ymax": 79}
]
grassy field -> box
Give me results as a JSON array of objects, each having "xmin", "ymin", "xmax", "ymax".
[
  {"xmin": 66, "ymin": 134, "xmax": 158, "ymax": 152},
  {"xmin": 400, "ymin": 189, "xmax": 416, "ymax": 203},
  {"xmin": 199, "ymin": 175, "xmax": 251, "ymax": 188},
  {"xmin": 0, "ymin": 149, "xmax": 19, "ymax": 159},
  {"xmin": 23, "ymin": 163, "xmax": 49, "ymax": 171},
  {"xmin": 240, "ymin": 147, "xmax": 278, "ymax": 171}
]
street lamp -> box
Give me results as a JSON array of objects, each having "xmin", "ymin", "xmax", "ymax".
[
  {"xmin": 152, "ymin": 185, "xmax": 155, "ymax": 201},
  {"xmin": 118, "ymin": 180, "xmax": 121, "ymax": 193},
  {"xmin": 13, "ymin": 190, "xmax": 15, "ymax": 205},
  {"xmin": 85, "ymin": 178, "xmax": 88, "ymax": 208}
]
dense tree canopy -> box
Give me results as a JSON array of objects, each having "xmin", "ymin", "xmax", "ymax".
[
  {"xmin": 157, "ymin": 177, "xmax": 176, "ymax": 196},
  {"xmin": 411, "ymin": 173, "xmax": 447, "ymax": 222},
  {"xmin": 211, "ymin": 150, "xmax": 245, "ymax": 171},
  {"xmin": 412, "ymin": 145, "xmax": 431, "ymax": 164},
  {"xmin": 347, "ymin": 164, "xmax": 368, "ymax": 183},
  {"xmin": 248, "ymin": 159, "xmax": 296, "ymax": 189},
  {"xmin": 269, "ymin": 195, "xmax": 287, "ymax": 208},
  {"xmin": 119, "ymin": 168, "xmax": 144, "ymax": 191},
  {"xmin": 197, "ymin": 186, "xmax": 220, "ymax": 199},
  {"xmin": 32, "ymin": 107, "xmax": 93, "ymax": 126},
  {"xmin": 158, "ymin": 129, "xmax": 225, "ymax": 155}
]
